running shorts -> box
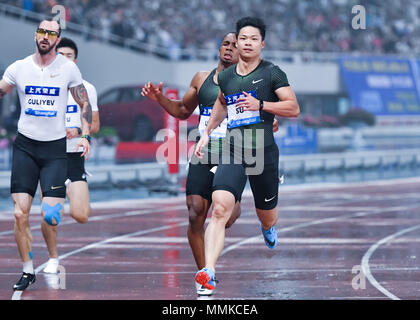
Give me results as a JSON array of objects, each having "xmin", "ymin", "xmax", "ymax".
[
  {"xmin": 67, "ymin": 152, "xmax": 87, "ymax": 183},
  {"xmin": 212, "ymin": 142, "xmax": 279, "ymax": 210},
  {"xmin": 11, "ymin": 132, "xmax": 67, "ymax": 198}
]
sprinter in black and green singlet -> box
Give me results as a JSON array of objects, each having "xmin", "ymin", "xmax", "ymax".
[
  {"xmin": 141, "ymin": 32, "xmax": 240, "ymax": 296},
  {"xmin": 195, "ymin": 17, "xmax": 300, "ymax": 293}
]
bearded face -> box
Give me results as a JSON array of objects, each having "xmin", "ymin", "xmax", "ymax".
[
  {"xmin": 36, "ymin": 36, "xmax": 59, "ymax": 55},
  {"xmin": 35, "ymin": 21, "xmax": 61, "ymax": 55}
]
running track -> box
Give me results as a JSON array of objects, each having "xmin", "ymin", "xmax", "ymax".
[{"xmin": 1, "ymin": 177, "xmax": 420, "ymax": 300}]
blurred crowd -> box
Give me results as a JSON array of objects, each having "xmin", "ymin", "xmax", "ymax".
[{"xmin": 4, "ymin": 0, "xmax": 420, "ymax": 57}]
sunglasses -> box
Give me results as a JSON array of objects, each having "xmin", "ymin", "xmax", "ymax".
[{"xmin": 36, "ymin": 28, "xmax": 60, "ymax": 39}]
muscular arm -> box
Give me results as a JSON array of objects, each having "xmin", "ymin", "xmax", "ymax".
[
  {"xmin": 239, "ymin": 86, "xmax": 300, "ymax": 118},
  {"xmin": 91, "ymin": 111, "xmax": 100, "ymax": 134},
  {"xmin": 141, "ymin": 72, "xmax": 207, "ymax": 120},
  {"xmin": 195, "ymin": 90, "xmax": 227, "ymax": 158},
  {"xmin": 69, "ymin": 84, "xmax": 92, "ymax": 135},
  {"xmin": 0, "ymin": 79, "xmax": 14, "ymax": 99},
  {"xmin": 262, "ymin": 86, "xmax": 300, "ymax": 118},
  {"xmin": 204, "ymin": 90, "xmax": 228, "ymax": 136}
]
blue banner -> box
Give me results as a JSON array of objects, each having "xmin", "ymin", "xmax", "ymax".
[
  {"xmin": 338, "ymin": 56, "xmax": 420, "ymax": 115},
  {"xmin": 276, "ymin": 123, "xmax": 317, "ymax": 155}
]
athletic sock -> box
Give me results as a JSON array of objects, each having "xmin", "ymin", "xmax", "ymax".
[
  {"xmin": 47, "ymin": 258, "xmax": 59, "ymax": 266},
  {"xmin": 23, "ymin": 260, "xmax": 34, "ymax": 274}
]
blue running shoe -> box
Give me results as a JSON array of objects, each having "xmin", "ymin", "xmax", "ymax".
[
  {"xmin": 261, "ymin": 224, "xmax": 278, "ymax": 249},
  {"xmin": 195, "ymin": 268, "xmax": 217, "ymax": 294}
]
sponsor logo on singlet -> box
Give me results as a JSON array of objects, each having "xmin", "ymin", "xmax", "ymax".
[
  {"xmin": 66, "ymin": 105, "xmax": 78, "ymax": 113},
  {"xmin": 25, "ymin": 86, "xmax": 60, "ymax": 96}
]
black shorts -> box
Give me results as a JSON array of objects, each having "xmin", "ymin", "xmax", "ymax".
[
  {"xmin": 185, "ymin": 161, "xmax": 217, "ymax": 202},
  {"xmin": 67, "ymin": 152, "xmax": 87, "ymax": 182},
  {"xmin": 11, "ymin": 132, "xmax": 67, "ymax": 198},
  {"xmin": 213, "ymin": 143, "xmax": 279, "ymax": 210}
]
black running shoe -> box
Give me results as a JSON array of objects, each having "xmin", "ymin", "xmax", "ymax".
[{"xmin": 13, "ymin": 272, "xmax": 36, "ymax": 291}]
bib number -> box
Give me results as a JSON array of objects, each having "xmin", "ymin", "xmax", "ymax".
[
  {"xmin": 199, "ymin": 106, "xmax": 227, "ymax": 139},
  {"xmin": 65, "ymin": 104, "xmax": 81, "ymax": 128},
  {"xmin": 225, "ymin": 91, "xmax": 261, "ymax": 128}
]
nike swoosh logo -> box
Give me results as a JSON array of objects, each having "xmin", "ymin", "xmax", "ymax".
[
  {"xmin": 265, "ymin": 237, "xmax": 276, "ymax": 247},
  {"xmin": 51, "ymin": 186, "xmax": 64, "ymax": 190},
  {"xmin": 50, "ymin": 74, "xmax": 60, "ymax": 78},
  {"xmin": 264, "ymin": 195, "xmax": 277, "ymax": 202},
  {"xmin": 252, "ymin": 79, "xmax": 263, "ymax": 84}
]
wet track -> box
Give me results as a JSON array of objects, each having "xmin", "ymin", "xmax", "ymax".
[{"xmin": 1, "ymin": 177, "xmax": 420, "ymax": 300}]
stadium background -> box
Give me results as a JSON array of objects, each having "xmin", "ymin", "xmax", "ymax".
[{"xmin": 0, "ymin": 0, "xmax": 419, "ymax": 198}]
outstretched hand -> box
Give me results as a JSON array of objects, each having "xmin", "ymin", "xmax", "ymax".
[{"xmin": 141, "ymin": 82, "xmax": 164, "ymax": 101}]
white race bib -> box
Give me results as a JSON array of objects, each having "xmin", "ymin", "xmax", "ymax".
[
  {"xmin": 199, "ymin": 106, "xmax": 228, "ymax": 139},
  {"xmin": 24, "ymin": 85, "xmax": 60, "ymax": 118},
  {"xmin": 225, "ymin": 91, "xmax": 261, "ymax": 128},
  {"xmin": 65, "ymin": 104, "xmax": 81, "ymax": 128}
]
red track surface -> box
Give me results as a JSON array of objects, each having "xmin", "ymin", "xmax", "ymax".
[{"xmin": 1, "ymin": 177, "xmax": 420, "ymax": 300}]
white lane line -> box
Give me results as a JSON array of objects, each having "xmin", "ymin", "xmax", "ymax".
[
  {"xmin": 0, "ymin": 268, "xmax": 400, "ymax": 276},
  {"xmin": 0, "ymin": 204, "xmax": 385, "ymax": 237},
  {"xmin": 361, "ymin": 223, "xmax": 420, "ymax": 300},
  {"xmin": 11, "ymin": 198, "xmax": 420, "ymax": 299},
  {"xmin": 0, "ymin": 205, "xmax": 186, "ymax": 237},
  {"xmin": 11, "ymin": 220, "xmax": 190, "ymax": 300},
  {"xmin": 11, "ymin": 290, "xmax": 22, "ymax": 300},
  {"xmin": 221, "ymin": 204, "xmax": 420, "ymax": 257},
  {"xmin": 7, "ymin": 203, "xmax": 330, "ymax": 300},
  {"xmin": 102, "ymin": 236, "xmax": 375, "ymax": 245},
  {"xmin": 34, "ymin": 222, "xmax": 190, "ymax": 273}
]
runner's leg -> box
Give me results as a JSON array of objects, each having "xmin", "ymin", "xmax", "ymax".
[
  {"xmin": 186, "ymin": 194, "xmax": 210, "ymax": 269},
  {"xmin": 67, "ymin": 181, "xmax": 90, "ymax": 223}
]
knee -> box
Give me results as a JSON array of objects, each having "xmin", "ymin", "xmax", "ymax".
[
  {"xmin": 71, "ymin": 206, "xmax": 90, "ymax": 224},
  {"xmin": 225, "ymin": 205, "xmax": 241, "ymax": 229},
  {"xmin": 42, "ymin": 202, "xmax": 63, "ymax": 226},
  {"xmin": 14, "ymin": 208, "xmax": 29, "ymax": 224},
  {"xmin": 73, "ymin": 214, "xmax": 89, "ymax": 224},
  {"xmin": 186, "ymin": 198, "xmax": 206, "ymax": 226},
  {"xmin": 211, "ymin": 202, "xmax": 231, "ymax": 222}
]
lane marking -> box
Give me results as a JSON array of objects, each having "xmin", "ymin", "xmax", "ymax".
[
  {"xmin": 361, "ymin": 223, "xmax": 420, "ymax": 300},
  {"xmin": 11, "ymin": 290, "xmax": 22, "ymax": 300},
  {"xmin": 12, "ymin": 203, "xmax": 420, "ymax": 299},
  {"xmin": 10, "ymin": 221, "xmax": 192, "ymax": 300},
  {"xmin": 221, "ymin": 204, "xmax": 420, "ymax": 257},
  {"xmin": 0, "ymin": 205, "xmax": 187, "ymax": 237},
  {"xmin": 8, "ymin": 179, "xmax": 420, "ymax": 301}
]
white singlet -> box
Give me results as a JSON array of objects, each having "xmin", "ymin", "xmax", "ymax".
[{"xmin": 2, "ymin": 54, "xmax": 83, "ymax": 141}]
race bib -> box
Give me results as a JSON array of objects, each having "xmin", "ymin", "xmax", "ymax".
[
  {"xmin": 225, "ymin": 91, "xmax": 261, "ymax": 128},
  {"xmin": 24, "ymin": 85, "xmax": 60, "ymax": 118},
  {"xmin": 65, "ymin": 104, "xmax": 81, "ymax": 128},
  {"xmin": 198, "ymin": 106, "xmax": 228, "ymax": 139}
]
